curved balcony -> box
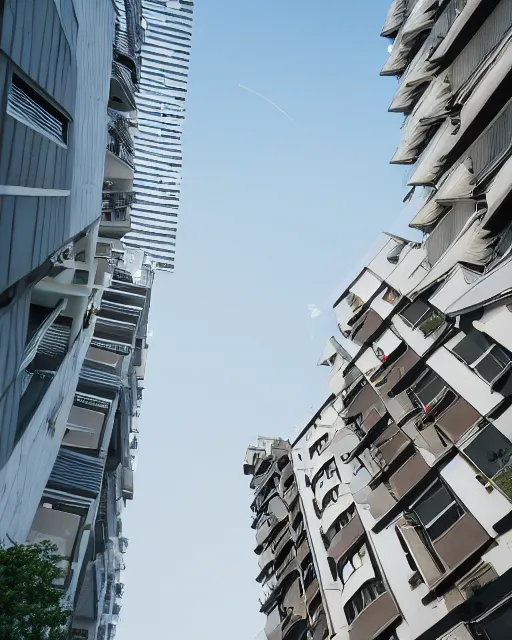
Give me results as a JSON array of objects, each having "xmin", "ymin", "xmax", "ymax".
[
  {"xmin": 113, "ymin": 0, "xmax": 141, "ymax": 80},
  {"xmin": 110, "ymin": 60, "xmax": 137, "ymax": 112},
  {"xmin": 328, "ymin": 511, "xmax": 365, "ymax": 564},
  {"xmin": 348, "ymin": 590, "xmax": 400, "ymax": 640},
  {"xmin": 106, "ymin": 111, "xmax": 135, "ymax": 181}
]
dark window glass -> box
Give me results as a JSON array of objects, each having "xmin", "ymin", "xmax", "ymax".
[
  {"xmin": 476, "ymin": 347, "xmax": 510, "ymax": 383},
  {"xmin": 453, "ymin": 330, "xmax": 492, "ymax": 365},
  {"xmin": 401, "ymin": 300, "xmax": 430, "ymax": 326},
  {"xmin": 413, "ymin": 370, "xmax": 446, "ymax": 407},
  {"xmin": 464, "ymin": 425, "xmax": 512, "ymax": 478},
  {"xmin": 427, "ymin": 503, "xmax": 464, "ymax": 540},
  {"xmin": 414, "ymin": 482, "xmax": 453, "ymax": 527},
  {"xmin": 474, "ymin": 599, "xmax": 512, "ymax": 639}
]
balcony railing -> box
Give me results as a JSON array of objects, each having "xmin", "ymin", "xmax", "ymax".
[
  {"xmin": 107, "ymin": 109, "xmax": 134, "ymax": 168},
  {"xmin": 111, "ymin": 60, "xmax": 137, "ymax": 111}
]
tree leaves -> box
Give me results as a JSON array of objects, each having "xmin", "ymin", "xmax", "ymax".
[{"xmin": 0, "ymin": 541, "xmax": 70, "ymax": 639}]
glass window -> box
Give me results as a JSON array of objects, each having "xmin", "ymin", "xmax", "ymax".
[
  {"xmin": 476, "ymin": 346, "xmax": 510, "ymax": 384},
  {"xmin": 417, "ymin": 309, "xmax": 444, "ymax": 337},
  {"xmin": 465, "ymin": 424, "xmax": 512, "ymax": 478},
  {"xmin": 383, "ymin": 287, "xmax": 400, "ymax": 304},
  {"xmin": 400, "ymin": 300, "xmax": 430, "ymax": 327},
  {"xmin": 414, "ymin": 480, "xmax": 464, "ymax": 542},
  {"xmin": 452, "ymin": 330, "xmax": 511, "ymax": 384},
  {"xmin": 453, "ymin": 330, "xmax": 493, "ymax": 365},
  {"xmin": 412, "ymin": 370, "xmax": 446, "ymax": 408}
]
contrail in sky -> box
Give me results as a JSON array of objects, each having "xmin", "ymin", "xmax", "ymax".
[{"xmin": 238, "ymin": 83, "xmax": 298, "ymax": 127}]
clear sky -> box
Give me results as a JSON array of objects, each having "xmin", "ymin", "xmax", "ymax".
[{"xmin": 120, "ymin": 1, "xmax": 407, "ymax": 638}]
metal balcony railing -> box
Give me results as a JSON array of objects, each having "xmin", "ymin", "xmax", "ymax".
[
  {"xmin": 107, "ymin": 110, "xmax": 134, "ymax": 168},
  {"xmin": 111, "ymin": 60, "xmax": 137, "ymax": 111}
]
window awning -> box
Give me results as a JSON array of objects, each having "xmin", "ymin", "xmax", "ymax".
[
  {"xmin": 413, "ymin": 219, "xmax": 494, "ymax": 296},
  {"xmin": 381, "ymin": 0, "xmax": 407, "ymax": 37},
  {"xmin": 381, "ymin": 0, "xmax": 440, "ymax": 76},
  {"xmin": 445, "ymin": 253, "xmax": 512, "ymax": 315},
  {"xmin": 429, "ymin": 0, "xmax": 486, "ymax": 64},
  {"xmin": 409, "ymin": 162, "xmax": 474, "ymax": 229},
  {"xmin": 424, "ymin": 201, "xmax": 476, "ymax": 267},
  {"xmin": 391, "ymin": 74, "xmax": 451, "ymax": 165}
]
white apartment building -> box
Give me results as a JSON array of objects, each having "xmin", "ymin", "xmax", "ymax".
[{"xmin": 245, "ymin": 2, "xmax": 512, "ymax": 639}]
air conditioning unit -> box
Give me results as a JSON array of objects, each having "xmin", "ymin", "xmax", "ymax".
[
  {"xmin": 96, "ymin": 242, "xmax": 113, "ymax": 258},
  {"xmin": 456, "ymin": 563, "xmax": 498, "ymax": 600}
]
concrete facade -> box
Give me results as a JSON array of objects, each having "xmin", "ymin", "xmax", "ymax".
[{"xmin": 245, "ymin": 2, "xmax": 512, "ymax": 640}]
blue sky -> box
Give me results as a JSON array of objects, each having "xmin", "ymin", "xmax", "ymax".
[{"xmin": 121, "ymin": 1, "xmax": 407, "ymax": 638}]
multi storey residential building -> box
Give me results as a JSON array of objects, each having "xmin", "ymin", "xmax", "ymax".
[
  {"xmin": 0, "ymin": 0, "xmax": 182, "ymax": 637},
  {"xmin": 245, "ymin": 2, "xmax": 512, "ymax": 640},
  {"xmin": 123, "ymin": 0, "xmax": 194, "ymax": 271}
]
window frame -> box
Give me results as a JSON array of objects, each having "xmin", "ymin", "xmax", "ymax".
[
  {"xmin": 337, "ymin": 543, "xmax": 367, "ymax": 585},
  {"xmin": 411, "ymin": 369, "xmax": 448, "ymax": 412},
  {"xmin": 411, "ymin": 479, "xmax": 465, "ymax": 543},
  {"xmin": 451, "ymin": 330, "xmax": 512, "ymax": 387},
  {"xmin": 400, "ymin": 300, "xmax": 445, "ymax": 337}
]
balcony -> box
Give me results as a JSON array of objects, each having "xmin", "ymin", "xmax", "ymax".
[
  {"xmin": 105, "ymin": 110, "xmax": 135, "ymax": 181},
  {"xmin": 27, "ymin": 505, "xmax": 82, "ymax": 588},
  {"xmin": 113, "ymin": 0, "xmax": 141, "ymax": 78},
  {"xmin": 101, "ymin": 190, "xmax": 134, "ymax": 239},
  {"xmin": 328, "ymin": 511, "xmax": 365, "ymax": 563},
  {"xmin": 110, "ymin": 60, "xmax": 137, "ymax": 112},
  {"xmin": 348, "ymin": 590, "xmax": 400, "ymax": 640},
  {"xmin": 349, "ymin": 309, "xmax": 385, "ymax": 347},
  {"xmin": 397, "ymin": 510, "xmax": 490, "ymax": 591}
]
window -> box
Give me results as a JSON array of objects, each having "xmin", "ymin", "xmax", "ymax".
[
  {"xmin": 7, "ymin": 74, "xmax": 68, "ymax": 146},
  {"xmin": 401, "ymin": 300, "xmax": 430, "ymax": 326},
  {"xmin": 346, "ymin": 292, "xmax": 363, "ymax": 313},
  {"xmin": 452, "ymin": 330, "xmax": 511, "ymax": 386},
  {"xmin": 400, "ymin": 300, "xmax": 444, "ymax": 336},
  {"xmin": 413, "ymin": 480, "xmax": 464, "ymax": 542},
  {"xmin": 464, "ymin": 423, "xmax": 512, "ymax": 499},
  {"xmin": 344, "ymin": 579, "xmax": 386, "ymax": 625},
  {"xmin": 411, "ymin": 370, "xmax": 447, "ymax": 411},
  {"xmin": 326, "ymin": 460, "xmax": 338, "ymax": 479},
  {"xmin": 383, "ymin": 286, "xmax": 400, "ymax": 305},
  {"xmin": 310, "ymin": 433, "xmax": 329, "ymax": 459},
  {"xmin": 337, "ymin": 544, "xmax": 367, "ymax": 584},
  {"xmin": 324, "ymin": 504, "xmax": 357, "ymax": 546},
  {"xmin": 321, "ymin": 486, "xmax": 339, "ymax": 511}
]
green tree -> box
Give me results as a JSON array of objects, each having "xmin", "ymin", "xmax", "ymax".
[{"xmin": 0, "ymin": 540, "xmax": 69, "ymax": 639}]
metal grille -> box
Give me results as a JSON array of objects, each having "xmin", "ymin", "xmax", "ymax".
[
  {"xmin": 74, "ymin": 392, "xmax": 110, "ymax": 411},
  {"xmin": 449, "ymin": 0, "xmax": 512, "ymax": 94},
  {"xmin": 470, "ymin": 99, "xmax": 512, "ymax": 183},
  {"xmin": 427, "ymin": 0, "xmax": 467, "ymax": 58},
  {"xmin": 7, "ymin": 78, "xmax": 66, "ymax": 146},
  {"xmin": 49, "ymin": 449, "xmax": 105, "ymax": 497},
  {"xmin": 103, "ymin": 190, "xmax": 136, "ymax": 211},
  {"xmin": 91, "ymin": 338, "xmax": 132, "ymax": 355}
]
